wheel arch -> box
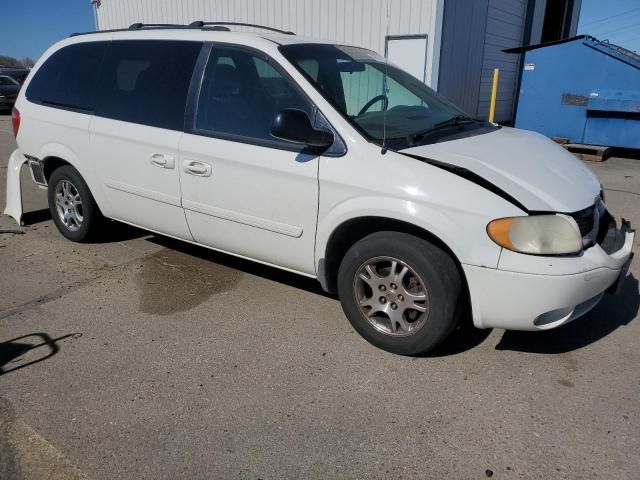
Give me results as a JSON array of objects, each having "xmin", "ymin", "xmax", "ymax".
[
  {"xmin": 38, "ymin": 146, "xmax": 108, "ymax": 216},
  {"xmin": 42, "ymin": 156, "xmax": 73, "ymax": 182},
  {"xmin": 37, "ymin": 142, "xmax": 84, "ymax": 180},
  {"xmin": 318, "ymin": 216, "xmax": 468, "ymax": 298}
]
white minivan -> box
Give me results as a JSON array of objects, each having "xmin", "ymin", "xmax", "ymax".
[{"xmin": 5, "ymin": 23, "xmax": 635, "ymax": 355}]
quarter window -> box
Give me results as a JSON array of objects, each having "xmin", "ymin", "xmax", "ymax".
[
  {"xmin": 195, "ymin": 46, "xmax": 312, "ymax": 144},
  {"xmin": 94, "ymin": 40, "xmax": 202, "ymax": 130},
  {"xmin": 26, "ymin": 42, "xmax": 107, "ymax": 110}
]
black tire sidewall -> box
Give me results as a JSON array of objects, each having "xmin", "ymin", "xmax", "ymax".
[
  {"xmin": 337, "ymin": 232, "xmax": 461, "ymax": 355},
  {"xmin": 47, "ymin": 166, "xmax": 100, "ymax": 242}
]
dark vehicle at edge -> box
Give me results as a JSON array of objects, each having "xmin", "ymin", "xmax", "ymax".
[
  {"xmin": 0, "ymin": 75, "xmax": 21, "ymax": 111},
  {"xmin": 0, "ymin": 67, "xmax": 30, "ymax": 85}
]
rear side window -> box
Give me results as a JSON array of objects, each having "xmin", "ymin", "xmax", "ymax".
[
  {"xmin": 26, "ymin": 42, "xmax": 107, "ymax": 110},
  {"xmin": 94, "ymin": 40, "xmax": 202, "ymax": 130}
]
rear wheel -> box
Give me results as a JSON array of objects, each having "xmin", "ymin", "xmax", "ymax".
[
  {"xmin": 337, "ymin": 232, "xmax": 462, "ymax": 355},
  {"xmin": 47, "ymin": 165, "xmax": 103, "ymax": 242}
]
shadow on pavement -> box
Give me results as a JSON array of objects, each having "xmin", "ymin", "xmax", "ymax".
[
  {"xmin": 0, "ymin": 333, "xmax": 78, "ymax": 375},
  {"xmin": 21, "ymin": 208, "xmax": 50, "ymax": 226},
  {"xmin": 495, "ymin": 274, "xmax": 639, "ymax": 354},
  {"xmin": 424, "ymin": 295, "xmax": 494, "ymax": 357},
  {"xmin": 609, "ymin": 147, "xmax": 640, "ymax": 160},
  {"xmin": 427, "ymin": 320, "xmax": 493, "ymax": 357},
  {"xmin": 148, "ymin": 235, "xmax": 332, "ymax": 298},
  {"xmin": 21, "ymin": 210, "xmax": 146, "ymax": 242},
  {"xmin": 92, "ymin": 220, "xmax": 148, "ymax": 243}
]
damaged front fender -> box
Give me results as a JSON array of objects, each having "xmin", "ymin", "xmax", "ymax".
[{"xmin": 3, "ymin": 149, "xmax": 28, "ymax": 225}]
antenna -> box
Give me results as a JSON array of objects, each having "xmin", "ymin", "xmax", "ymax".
[{"xmin": 381, "ymin": 0, "xmax": 391, "ymax": 154}]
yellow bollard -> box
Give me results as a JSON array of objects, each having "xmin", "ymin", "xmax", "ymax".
[{"xmin": 489, "ymin": 68, "xmax": 500, "ymax": 124}]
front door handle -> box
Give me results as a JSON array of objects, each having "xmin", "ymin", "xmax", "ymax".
[
  {"xmin": 183, "ymin": 160, "xmax": 212, "ymax": 177},
  {"xmin": 150, "ymin": 153, "xmax": 175, "ymax": 169}
]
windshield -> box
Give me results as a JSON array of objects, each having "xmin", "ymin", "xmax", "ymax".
[{"xmin": 280, "ymin": 44, "xmax": 495, "ymax": 150}]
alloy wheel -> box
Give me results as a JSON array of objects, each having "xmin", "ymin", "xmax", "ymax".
[
  {"xmin": 353, "ymin": 256, "xmax": 430, "ymax": 337},
  {"xmin": 54, "ymin": 179, "xmax": 84, "ymax": 232}
]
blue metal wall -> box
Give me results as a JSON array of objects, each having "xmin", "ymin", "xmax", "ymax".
[{"xmin": 513, "ymin": 37, "xmax": 640, "ymax": 148}]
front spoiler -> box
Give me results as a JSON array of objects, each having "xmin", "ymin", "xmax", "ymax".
[{"xmin": 3, "ymin": 149, "xmax": 28, "ymax": 225}]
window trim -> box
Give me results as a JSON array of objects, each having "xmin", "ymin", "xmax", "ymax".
[
  {"xmin": 26, "ymin": 98, "xmax": 95, "ymax": 115},
  {"xmin": 185, "ymin": 41, "xmax": 346, "ymax": 157}
]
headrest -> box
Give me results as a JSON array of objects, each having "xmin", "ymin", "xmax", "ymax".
[{"xmin": 211, "ymin": 63, "xmax": 239, "ymax": 96}]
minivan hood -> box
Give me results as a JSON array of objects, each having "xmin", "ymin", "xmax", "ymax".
[{"xmin": 402, "ymin": 127, "xmax": 601, "ymax": 212}]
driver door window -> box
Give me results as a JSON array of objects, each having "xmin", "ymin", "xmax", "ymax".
[{"xmin": 195, "ymin": 46, "xmax": 312, "ymax": 146}]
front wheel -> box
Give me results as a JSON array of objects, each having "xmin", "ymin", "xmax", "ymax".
[
  {"xmin": 47, "ymin": 165, "xmax": 103, "ymax": 242},
  {"xmin": 337, "ymin": 232, "xmax": 462, "ymax": 355}
]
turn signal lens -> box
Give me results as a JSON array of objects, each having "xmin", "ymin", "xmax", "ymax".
[
  {"xmin": 487, "ymin": 215, "xmax": 583, "ymax": 255},
  {"xmin": 487, "ymin": 218, "xmax": 515, "ymax": 250}
]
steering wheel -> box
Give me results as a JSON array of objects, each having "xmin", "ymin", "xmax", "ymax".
[{"xmin": 356, "ymin": 95, "xmax": 389, "ymax": 117}]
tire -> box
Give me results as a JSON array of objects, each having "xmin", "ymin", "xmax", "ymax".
[
  {"xmin": 337, "ymin": 232, "xmax": 462, "ymax": 355},
  {"xmin": 47, "ymin": 165, "xmax": 103, "ymax": 242}
]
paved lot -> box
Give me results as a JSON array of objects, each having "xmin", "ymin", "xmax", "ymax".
[{"xmin": 1, "ymin": 113, "xmax": 639, "ymax": 479}]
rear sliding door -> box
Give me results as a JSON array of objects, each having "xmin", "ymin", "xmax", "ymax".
[{"xmin": 90, "ymin": 40, "xmax": 202, "ymax": 239}]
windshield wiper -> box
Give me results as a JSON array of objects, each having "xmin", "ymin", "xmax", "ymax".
[{"xmin": 407, "ymin": 115, "xmax": 479, "ymax": 146}]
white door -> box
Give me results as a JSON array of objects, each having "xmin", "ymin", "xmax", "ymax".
[
  {"xmin": 91, "ymin": 118, "xmax": 189, "ymax": 238},
  {"xmin": 89, "ymin": 40, "xmax": 202, "ymax": 239},
  {"xmin": 179, "ymin": 45, "xmax": 319, "ymax": 274},
  {"xmin": 386, "ymin": 35, "xmax": 429, "ymax": 83}
]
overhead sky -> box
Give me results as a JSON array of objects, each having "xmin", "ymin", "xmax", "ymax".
[
  {"xmin": 578, "ymin": 0, "xmax": 640, "ymax": 52},
  {"xmin": 0, "ymin": 1, "xmax": 639, "ymax": 62},
  {"xmin": 0, "ymin": 0, "xmax": 94, "ymax": 61}
]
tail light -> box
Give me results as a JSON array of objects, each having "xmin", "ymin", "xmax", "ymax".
[{"xmin": 11, "ymin": 107, "xmax": 20, "ymax": 139}]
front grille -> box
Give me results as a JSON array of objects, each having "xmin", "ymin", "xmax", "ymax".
[
  {"xmin": 596, "ymin": 210, "xmax": 613, "ymax": 245},
  {"xmin": 571, "ymin": 205, "xmax": 596, "ymax": 237}
]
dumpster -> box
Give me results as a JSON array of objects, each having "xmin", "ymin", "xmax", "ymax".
[{"xmin": 506, "ymin": 35, "xmax": 640, "ymax": 149}]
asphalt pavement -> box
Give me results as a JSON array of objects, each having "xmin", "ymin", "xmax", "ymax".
[{"xmin": 1, "ymin": 114, "xmax": 639, "ymax": 479}]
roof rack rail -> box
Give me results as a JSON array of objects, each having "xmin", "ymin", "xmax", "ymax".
[
  {"xmin": 189, "ymin": 21, "xmax": 295, "ymax": 35},
  {"xmin": 128, "ymin": 22, "xmax": 187, "ymax": 30},
  {"xmin": 70, "ymin": 21, "xmax": 295, "ymax": 38},
  {"xmin": 71, "ymin": 24, "xmax": 196, "ymax": 37}
]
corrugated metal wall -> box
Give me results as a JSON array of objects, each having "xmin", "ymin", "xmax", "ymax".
[
  {"xmin": 94, "ymin": 0, "xmax": 444, "ymax": 87},
  {"xmin": 438, "ymin": 0, "xmax": 489, "ymax": 117},
  {"xmin": 476, "ymin": 0, "xmax": 528, "ymax": 121}
]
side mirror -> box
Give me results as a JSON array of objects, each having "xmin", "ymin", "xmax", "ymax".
[{"xmin": 271, "ymin": 109, "xmax": 334, "ymax": 151}]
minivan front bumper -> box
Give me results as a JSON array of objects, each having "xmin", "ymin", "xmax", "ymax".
[{"xmin": 464, "ymin": 219, "xmax": 635, "ymax": 330}]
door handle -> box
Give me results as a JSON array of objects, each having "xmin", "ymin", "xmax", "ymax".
[
  {"xmin": 183, "ymin": 160, "xmax": 212, "ymax": 177},
  {"xmin": 150, "ymin": 153, "xmax": 175, "ymax": 169}
]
